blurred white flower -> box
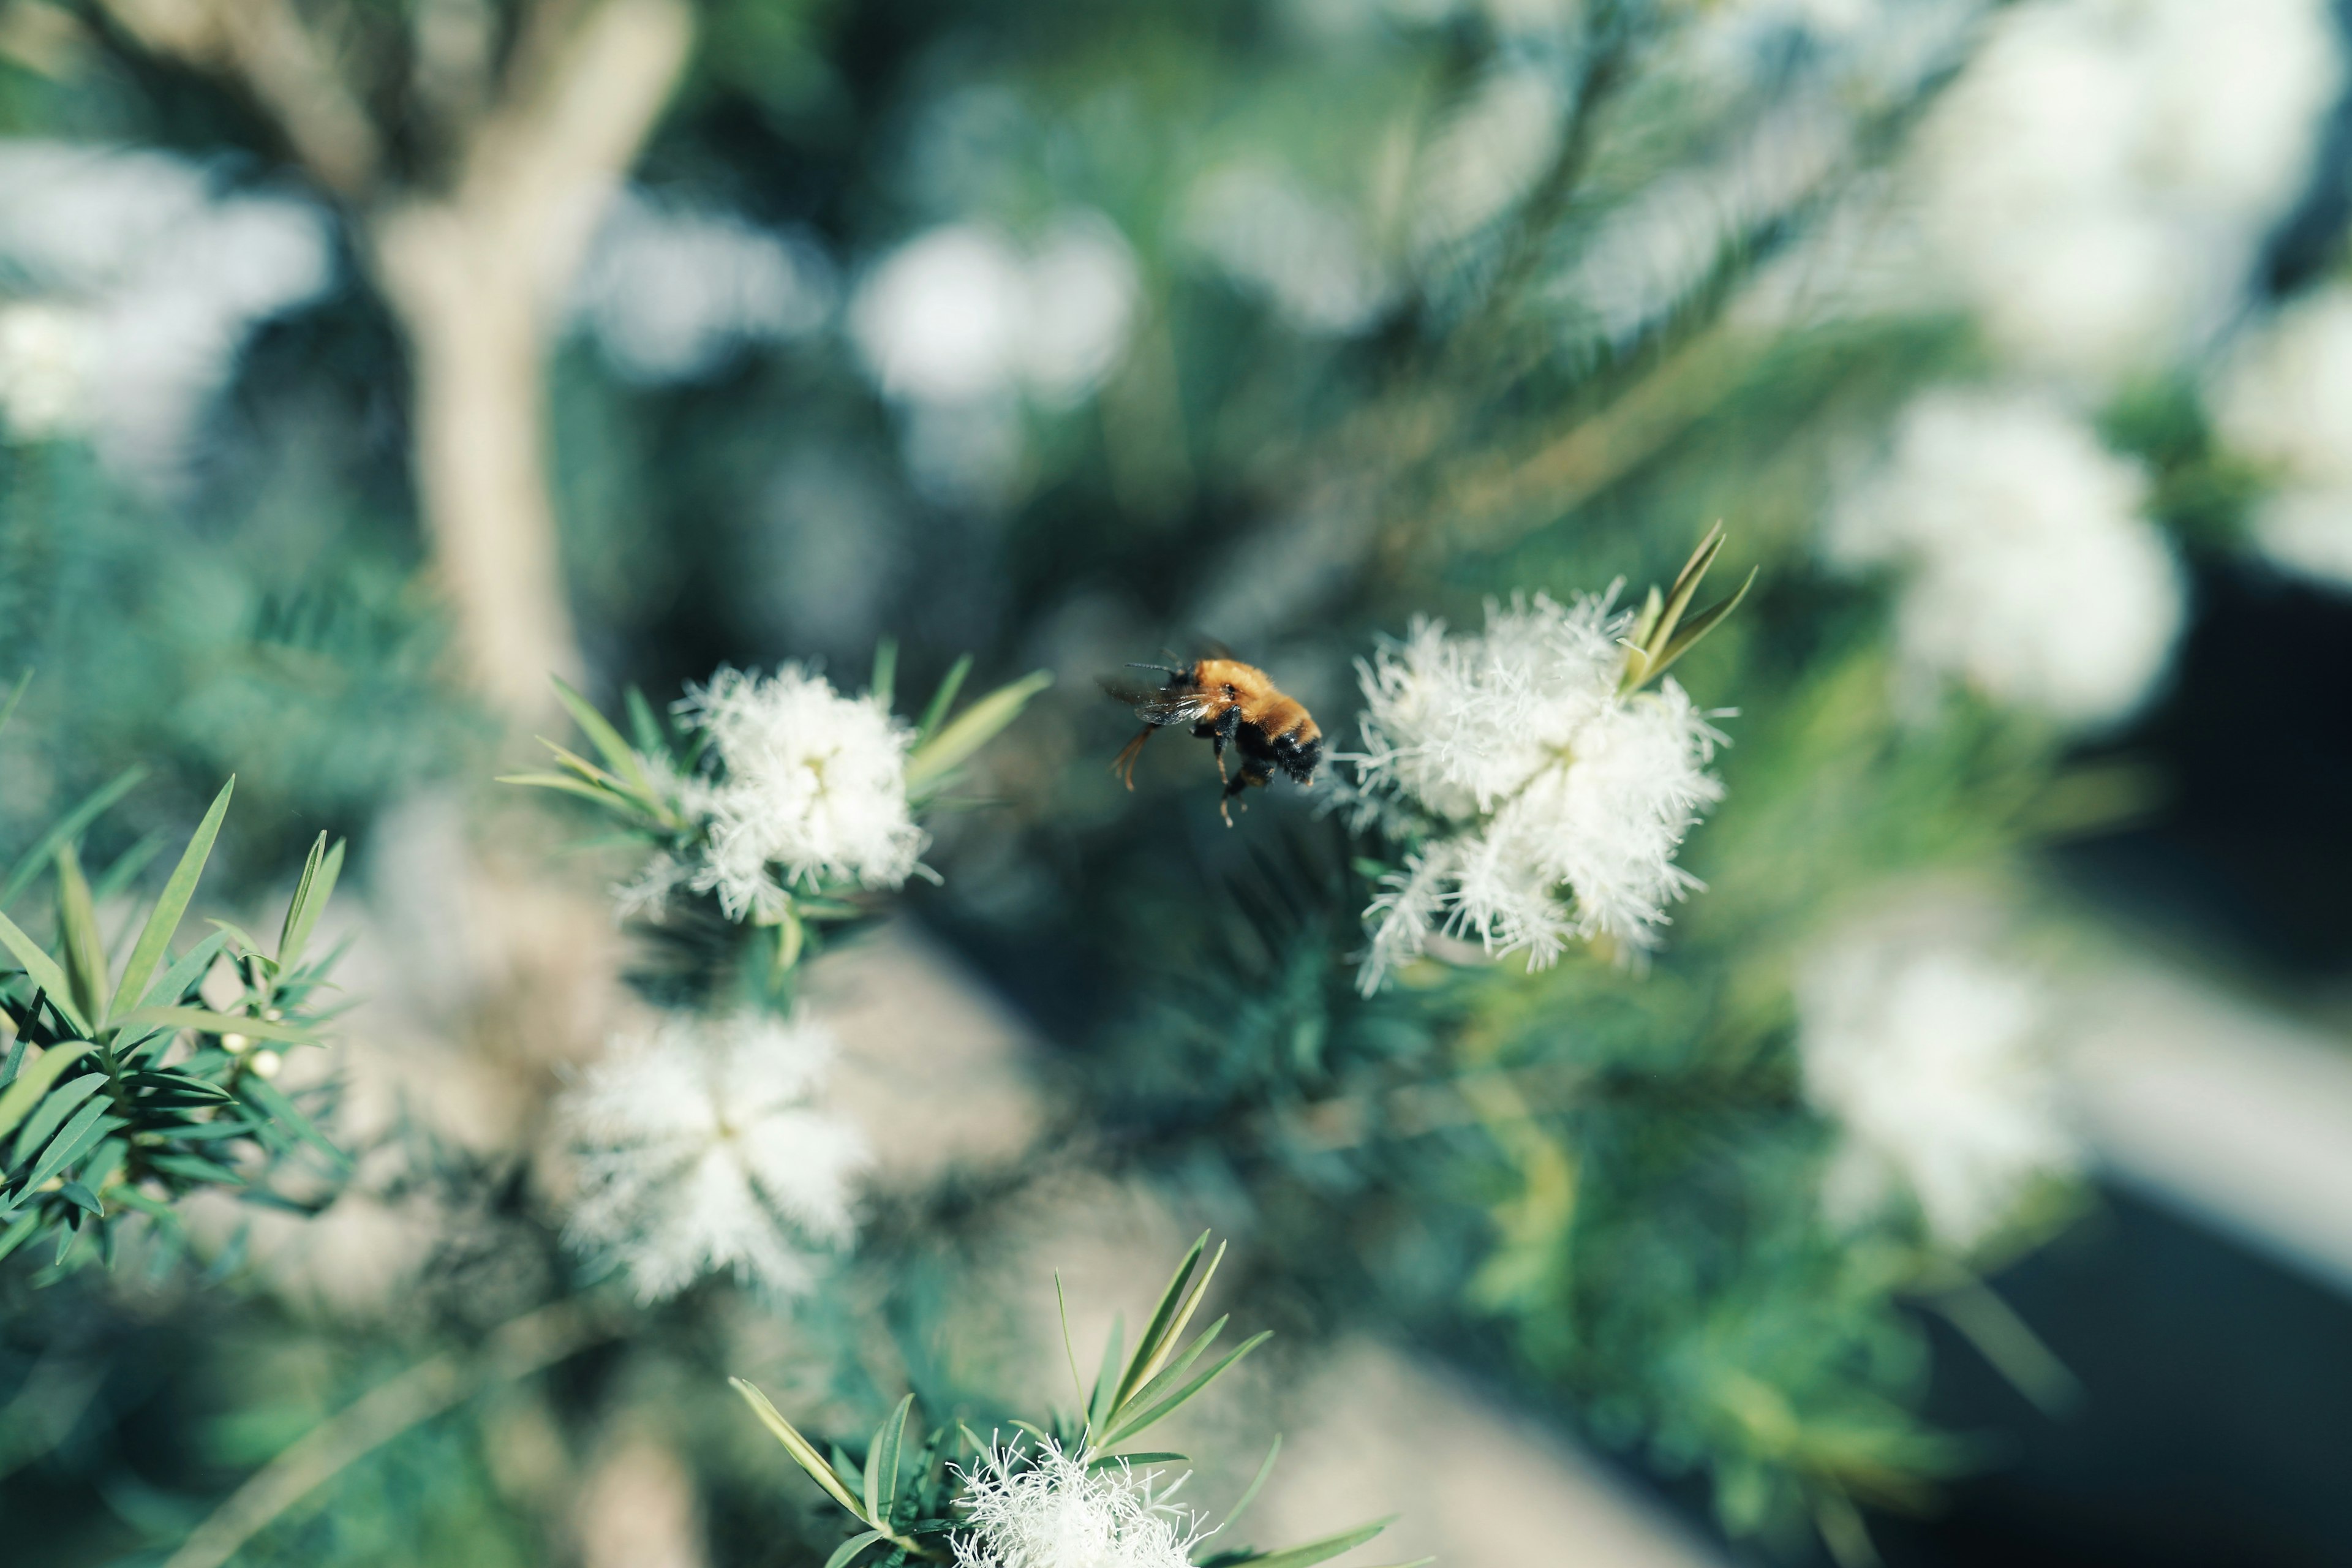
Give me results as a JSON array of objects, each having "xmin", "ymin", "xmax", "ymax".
[
  {"xmin": 1825, "ymin": 387, "xmax": 2182, "ymax": 728},
  {"xmin": 1349, "ymin": 593, "xmax": 1727, "ymax": 992},
  {"xmin": 0, "ymin": 140, "xmax": 334, "ymax": 486},
  {"xmin": 850, "ymin": 213, "xmax": 1137, "ymax": 404},
  {"xmin": 2209, "ymin": 285, "xmax": 2352, "ymax": 590},
  {"xmin": 560, "ymin": 1011, "xmax": 868, "ymax": 1302},
  {"xmin": 1408, "ymin": 62, "xmax": 1566, "ymax": 255},
  {"xmin": 1183, "ymin": 164, "xmax": 1395, "ymax": 335},
  {"xmin": 1918, "ymin": 0, "xmax": 2340, "ymax": 385},
  {"xmin": 679, "ymin": 665, "xmax": 927, "ymax": 921},
  {"xmin": 573, "ymin": 186, "xmax": 834, "ymax": 383},
  {"xmin": 611, "ymin": 848, "xmax": 693, "ymax": 924},
  {"xmin": 953, "ymin": 1439, "xmax": 1205, "ymax": 1568},
  {"xmin": 1562, "ymin": 101, "xmax": 1846, "ymax": 345},
  {"xmin": 0, "ymin": 300, "xmax": 94, "ymax": 437},
  {"xmin": 1797, "ymin": 929, "xmax": 2077, "ymax": 1251}
]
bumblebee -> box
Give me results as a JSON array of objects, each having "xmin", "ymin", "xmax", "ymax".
[{"xmin": 1106, "ymin": 657, "xmax": 1323, "ymax": 824}]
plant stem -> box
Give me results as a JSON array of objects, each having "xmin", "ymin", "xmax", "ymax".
[{"xmin": 160, "ymin": 1299, "xmax": 617, "ymax": 1568}]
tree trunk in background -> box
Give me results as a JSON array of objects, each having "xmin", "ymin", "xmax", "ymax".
[
  {"xmin": 99, "ymin": 0, "xmax": 694, "ymax": 723},
  {"xmin": 374, "ymin": 210, "xmax": 582, "ymax": 720},
  {"xmin": 371, "ymin": 0, "xmax": 695, "ymax": 723}
]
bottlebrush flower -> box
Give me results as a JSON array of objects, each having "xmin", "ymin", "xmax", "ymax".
[
  {"xmin": 677, "ymin": 664, "xmax": 928, "ymax": 921},
  {"xmin": 1796, "ymin": 929, "xmax": 2078, "ymax": 1252},
  {"xmin": 558, "ymin": 1011, "xmax": 868, "ymax": 1302},
  {"xmin": 952, "ymin": 1439, "xmax": 1206, "ymax": 1568},
  {"xmin": 1348, "ymin": 592, "xmax": 1727, "ymax": 993},
  {"xmin": 1825, "ymin": 387, "xmax": 2182, "ymax": 728}
]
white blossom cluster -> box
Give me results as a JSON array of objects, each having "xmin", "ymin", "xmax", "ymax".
[
  {"xmin": 847, "ymin": 213, "xmax": 1137, "ymax": 502},
  {"xmin": 1917, "ymin": 0, "xmax": 2340, "ymax": 388},
  {"xmin": 571, "ymin": 186, "xmax": 835, "ymax": 384},
  {"xmin": 1796, "ymin": 927, "xmax": 2079, "ymax": 1253},
  {"xmin": 2209, "ymin": 285, "xmax": 2352, "ymax": 592},
  {"xmin": 624, "ymin": 665, "xmax": 927, "ymax": 924},
  {"xmin": 1825, "ymin": 387, "xmax": 2183, "ymax": 729},
  {"xmin": 557, "ymin": 1011, "xmax": 869, "ymax": 1302},
  {"xmin": 952, "ymin": 1440, "xmax": 1206, "ymax": 1568},
  {"xmin": 0, "ymin": 139, "xmax": 334, "ymax": 485},
  {"xmin": 850, "ymin": 215, "xmax": 1136, "ymax": 407},
  {"xmin": 1348, "ymin": 593, "xmax": 1727, "ymax": 994}
]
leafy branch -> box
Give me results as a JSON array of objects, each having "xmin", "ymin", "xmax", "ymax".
[
  {"xmin": 731, "ymin": 1236, "xmax": 1428, "ymax": 1568},
  {"xmin": 0, "ymin": 685, "xmax": 352, "ymax": 1278}
]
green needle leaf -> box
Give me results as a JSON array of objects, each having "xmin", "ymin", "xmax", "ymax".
[
  {"xmin": 275, "ymin": 828, "xmax": 345, "ymax": 978},
  {"xmin": 1115, "ymin": 1232, "xmax": 1209, "ymax": 1412},
  {"xmin": 2, "ymin": 1057, "xmax": 99, "ymax": 1161},
  {"xmin": 1226, "ymin": 1434, "xmax": 1281, "ymax": 1534},
  {"xmin": 1101, "ymin": 1330, "xmax": 1272, "ymax": 1447},
  {"xmin": 236, "ymin": 1076, "xmax": 349, "ymax": 1168},
  {"xmin": 1088, "ymin": 1313, "xmax": 1125, "ymax": 1435},
  {"xmin": 1057, "ymin": 1272, "xmax": 1088, "ymax": 1411},
  {"xmin": 53, "ymin": 843, "xmax": 109, "ymax": 1026},
  {"xmin": 1087, "ymin": 1450, "xmax": 1186, "ymax": 1472},
  {"xmin": 137, "ymin": 928, "xmax": 231, "ymax": 1014},
  {"xmin": 863, "ymin": 1394, "xmax": 913, "ymax": 1528},
  {"xmin": 905, "ymin": 670, "xmax": 1053, "ymax": 794},
  {"xmin": 916, "ymin": 654, "xmax": 974, "ymax": 740},
  {"xmin": 731, "ymin": 1378, "xmax": 872, "ymax": 1524},
  {"xmin": 551, "ymin": 677, "xmax": 654, "ymax": 801},
  {"xmin": 1224, "ymin": 1517, "xmax": 1395, "ymax": 1568},
  {"xmin": 823, "ymin": 1531, "xmax": 888, "ymax": 1568},
  {"xmin": 21, "ymin": 1098, "xmax": 119, "ymax": 1192},
  {"xmin": 1111, "ymin": 1315, "xmax": 1227, "ymax": 1432},
  {"xmin": 0, "ymin": 764, "xmax": 145, "ymax": 913},
  {"xmin": 115, "ymin": 1007, "xmax": 319, "ymax": 1044},
  {"xmin": 0, "ymin": 908, "xmax": 86, "ymax": 1036},
  {"xmin": 108, "ymin": 777, "xmax": 233, "ymax": 1029}
]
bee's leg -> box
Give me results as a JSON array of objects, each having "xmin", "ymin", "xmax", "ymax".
[
  {"xmin": 1220, "ymin": 756, "xmax": 1271, "ymax": 827},
  {"xmin": 1204, "ymin": 710, "xmax": 1242, "ymax": 785},
  {"xmin": 1112, "ymin": 726, "xmax": 1154, "ymax": 789}
]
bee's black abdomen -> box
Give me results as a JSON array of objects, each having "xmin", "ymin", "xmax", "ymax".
[{"xmin": 1268, "ymin": 730, "xmax": 1322, "ymax": 783}]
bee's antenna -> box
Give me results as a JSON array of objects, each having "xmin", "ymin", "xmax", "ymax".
[{"xmin": 1126, "ymin": 661, "xmax": 1182, "ymax": 677}]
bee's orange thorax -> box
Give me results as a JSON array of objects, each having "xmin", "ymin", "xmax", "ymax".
[{"xmin": 1193, "ymin": 658, "xmax": 1317, "ymax": 743}]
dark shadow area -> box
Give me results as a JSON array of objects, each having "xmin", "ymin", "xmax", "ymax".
[{"xmin": 1876, "ymin": 1187, "xmax": 2352, "ymax": 1568}]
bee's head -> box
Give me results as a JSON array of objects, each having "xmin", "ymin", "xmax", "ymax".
[{"xmin": 1273, "ymin": 730, "xmax": 1322, "ymax": 785}]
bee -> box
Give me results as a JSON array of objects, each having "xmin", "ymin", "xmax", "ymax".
[{"xmin": 1105, "ymin": 656, "xmax": 1323, "ymax": 824}]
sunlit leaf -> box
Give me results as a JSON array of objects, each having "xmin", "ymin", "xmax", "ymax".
[
  {"xmin": 905, "ymin": 670, "xmax": 1052, "ymax": 794},
  {"xmin": 108, "ymin": 777, "xmax": 233, "ymax": 1029},
  {"xmin": 731, "ymin": 1378, "xmax": 872, "ymax": 1523},
  {"xmin": 4, "ymin": 1058, "xmax": 100, "ymax": 1161}
]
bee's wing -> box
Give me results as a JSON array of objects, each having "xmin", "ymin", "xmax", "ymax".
[
  {"xmin": 1098, "ymin": 673, "xmax": 1211, "ymax": 725},
  {"xmin": 1193, "ymin": 634, "xmax": 1235, "ymax": 661}
]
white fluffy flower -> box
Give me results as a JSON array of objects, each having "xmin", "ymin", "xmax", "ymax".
[
  {"xmin": 559, "ymin": 1011, "xmax": 869, "ymax": 1302},
  {"xmin": 850, "ymin": 214, "xmax": 1137, "ymax": 404},
  {"xmin": 1796, "ymin": 930, "xmax": 2078, "ymax": 1251},
  {"xmin": 2210, "ymin": 285, "xmax": 2352, "ymax": 590},
  {"xmin": 1918, "ymin": 0, "xmax": 2340, "ymax": 386},
  {"xmin": 572, "ymin": 186, "xmax": 834, "ymax": 384},
  {"xmin": 1349, "ymin": 594, "xmax": 1727, "ymax": 992},
  {"xmin": 953, "ymin": 1439, "xmax": 1205, "ymax": 1568},
  {"xmin": 0, "ymin": 140, "xmax": 336, "ymax": 488},
  {"xmin": 679, "ymin": 665, "xmax": 927, "ymax": 921},
  {"xmin": 1826, "ymin": 387, "xmax": 2182, "ymax": 728}
]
